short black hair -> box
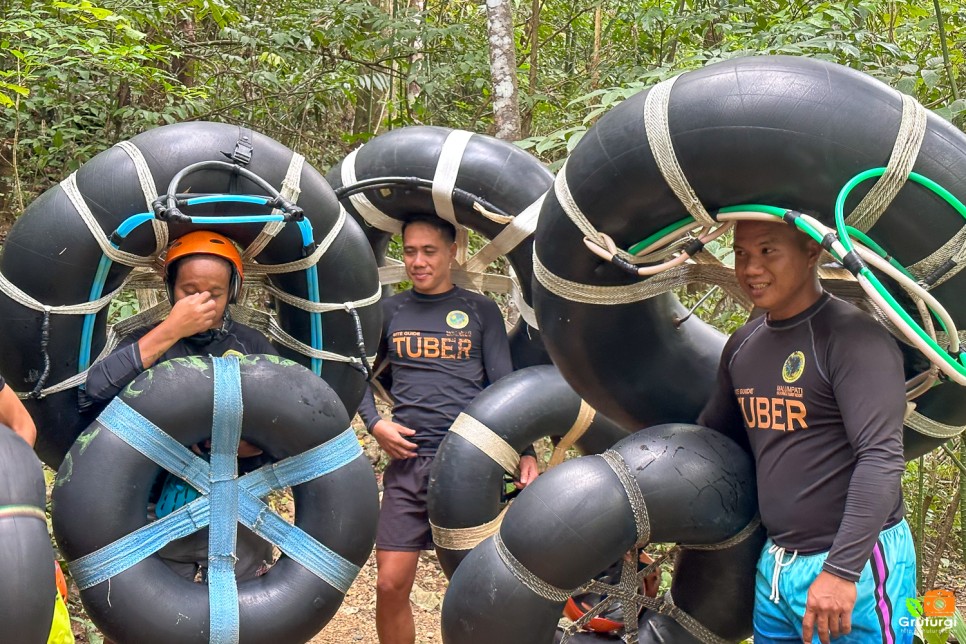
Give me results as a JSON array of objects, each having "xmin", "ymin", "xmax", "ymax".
[{"xmin": 401, "ymin": 215, "xmax": 457, "ymax": 245}]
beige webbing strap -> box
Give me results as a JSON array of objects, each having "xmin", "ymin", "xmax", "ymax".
[
  {"xmin": 660, "ymin": 591, "xmax": 732, "ymax": 644},
  {"xmin": 554, "ymin": 162, "xmax": 637, "ymax": 264},
  {"xmin": 432, "ymin": 130, "xmax": 474, "ymax": 227},
  {"xmin": 599, "ymin": 450, "xmax": 650, "ymax": 546},
  {"xmin": 449, "ymin": 413, "xmax": 521, "ymax": 474},
  {"xmin": 115, "ymin": 140, "xmax": 167, "ymax": 256},
  {"xmin": 455, "ymin": 225, "xmax": 470, "ymax": 265},
  {"xmin": 642, "ymin": 74, "xmax": 716, "ymax": 228},
  {"xmin": 494, "ymin": 531, "xmax": 576, "ymax": 602},
  {"xmin": 258, "ymin": 280, "xmax": 380, "ymax": 314},
  {"xmin": 431, "ymin": 506, "xmax": 509, "ymax": 551},
  {"xmin": 905, "ymin": 409, "xmax": 965, "ymax": 439},
  {"xmin": 462, "ymin": 193, "xmax": 545, "ymax": 276},
  {"xmin": 512, "ymin": 274, "xmax": 538, "ymax": 329},
  {"xmin": 907, "ymin": 225, "xmax": 966, "ymax": 290},
  {"xmin": 0, "ymin": 270, "xmax": 124, "ymax": 315},
  {"xmin": 61, "ymin": 173, "xmax": 157, "ymax": 268},
  {"xmin": 846, "ymin": 93, "xmax": 928, "ymax": 233},
  {"xmin": 548, "ymin": 400, "xmax": 596, "ymax": 468},
  {"xmin": 534, "ymin": 248, "xmax": 740, "ymax": 306},
  {"xmin": 15, "ymin": 299, "xmax": 172, "ymax": 400},
  {"xmin": 244, "ymin": 206, "xmax": 346, "ymax": 275},
  {"xmin": 680, "ymin": 515, "xmax": 762, "ymax": 551},
  {"xmin": 243, "ymin": 152, "xmax": 304, "ymax": 261},
  {"xmin": 230, "ymin": 305, "xmax": 374, "ymax": 365},
  {"xmin": 341, "ymin": 147, "xmax": 403, "ymax": 234},
  {"xmin": 688, "ymin": 248, "xmax": 753, "ymax": 309}
]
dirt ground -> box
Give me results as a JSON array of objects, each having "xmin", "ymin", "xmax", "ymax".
[{"xmin": 307, "ymin": 550, "xmax": 446, "ymax": 644}]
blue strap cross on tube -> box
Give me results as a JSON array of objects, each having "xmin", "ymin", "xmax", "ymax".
[{"xmin": 69, "ymin": 357, "xmax": 362, "ymax": 644}]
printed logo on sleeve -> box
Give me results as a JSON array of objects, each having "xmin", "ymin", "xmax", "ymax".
[
  {"xmin": 446, "ymin": 310, "xmax": 469, "ymax": 329},
  {"xmin": 782, "ymin": 351, "xmax": 805, "ymax": 383}
]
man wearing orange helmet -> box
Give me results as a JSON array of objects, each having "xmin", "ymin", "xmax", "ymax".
[
  {"xmin": 86, "ymin": 230, "xmax": 278, "ymax": 580},
  {"xmin": 87, "ymin": 230, "xmax": 276, "ymax": 400}
]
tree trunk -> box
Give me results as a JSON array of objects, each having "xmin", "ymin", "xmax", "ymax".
[
  {"xmin": 590, "ymin": 4, "xmax": 602, "ymax": 89},
  {"xmin": 485, "ymin": 0, "xmax": 521, "ymax": 141},
  {"xmin": 521, "ymin": 0, "xmax": 540, "ymax": 137}
]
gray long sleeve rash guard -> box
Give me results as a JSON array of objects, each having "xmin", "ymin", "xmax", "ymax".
[{"xmin": 698, "ymin": 293, "xmax": 906, "ymax": 582}]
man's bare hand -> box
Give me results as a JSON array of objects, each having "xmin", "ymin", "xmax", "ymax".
[
  {"xmin": 514, "ymin": 454, "xmax": 539, "ymax": 489},
  {"xmin": 802, "ymin": 570, "xmax": 856, "ymax": 644},
  {"xmin": 165, "ymin": 292, "xmax": 219, "ymax": 339},
  {"xmin": 371, "ymin": 419, "xmax": 418, "ymax": 459}
]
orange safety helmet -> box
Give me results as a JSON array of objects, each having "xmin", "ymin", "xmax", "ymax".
[
  {"xmin": 563, "ymin": 595, "xmax": 624, "ymax": 634},
  {"xmin": 163, "ymin": 230, "xmax": 244, "ymax": 303}
]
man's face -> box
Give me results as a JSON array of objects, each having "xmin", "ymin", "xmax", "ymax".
[
  {"xmin": 402, "ymin": 222, "xmax": 456, "ymax": 295},
  {"xmin": 172, "ymin": 255, "xmax": 232, "ymax": 326},
  {"xmin": 734, "ymin": 220, "xmax": 822, "ymax": 320}
]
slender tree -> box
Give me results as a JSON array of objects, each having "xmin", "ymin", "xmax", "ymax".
[{"xmin": 485, "ymin": 0, "xmax": 522, "ymax": 140}]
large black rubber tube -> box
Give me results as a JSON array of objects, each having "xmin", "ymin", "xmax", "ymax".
[
  {"xmin": 533, "ymin": 55, "xmax": 966, "ymax": 458},
  {"xmin": 51, "ymin": 356, "xmax": 379, "ymax": 644},
  {"xmin": 0, "ymin": 122, "xmax": 381, "ymax": 468},
  {"xmin": 428, "ymin": 365, "xmax": 628, "ymax": 577},
  {"xmin": 441, "ymin": 424, "xmax": 761, "ymax": 643},
  {"xmin": 326, "ymin": 125, "xmax": 554, "ymax": 368},
  {"xmin": 0, "ymin": 425, "xmax": 57, "ymax": 643}
]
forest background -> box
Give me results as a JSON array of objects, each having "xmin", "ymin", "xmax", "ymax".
[{"xmin": 1, "ymin": 0, "xmax": 965, "ymax": 641}]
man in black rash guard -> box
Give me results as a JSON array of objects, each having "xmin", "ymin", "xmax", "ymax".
[
  {"xmin": 698, "ymin": 220, "xmax": 915, "ymax": 644},
  {"xmin": 86, "ymin": 230, "xmax": 278, "ymax": 581},
  {"xmin": 357, "ymin": 215, "xmax": 538, "ymax": 644}
]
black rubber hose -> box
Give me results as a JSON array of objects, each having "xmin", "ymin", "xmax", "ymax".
[
  {"xmin": 52, "ymin": 356, "xmax": 379, "ymax": 644},
  {"xmin": 428, "ymin": 365, "xmax": 629, "ymax": 577}
]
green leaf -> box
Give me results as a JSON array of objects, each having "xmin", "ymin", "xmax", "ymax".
[{"xmin": 921, "ymin": 68, "xmax": 940, "ymax": 88}]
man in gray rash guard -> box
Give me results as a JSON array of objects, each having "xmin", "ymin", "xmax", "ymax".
[
  {"xmin": 357, "ymin": 215, "xmax": 538, "ymax": 644},
  {"xmin": 85, "ymin": 230, "xmax": 278, "ymax": 581},
  {"xmin": 698, "ymin": 220, "xmax": 914, "ymax": 644}
]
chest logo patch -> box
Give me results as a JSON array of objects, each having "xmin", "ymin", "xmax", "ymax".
[
  {"xmin": 446, "ymin": 310, "xmax": 469, "ymax": 329},
  {"xmin": 782, "ymin": 351, "xmax": 806, "ymax": 383}
]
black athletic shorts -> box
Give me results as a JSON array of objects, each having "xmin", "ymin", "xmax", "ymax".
[{"xmin": 376, "ymin": 456, "xmax": 435, "ymax": 551}]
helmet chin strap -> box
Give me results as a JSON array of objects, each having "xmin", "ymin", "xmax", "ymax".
[{"xmin": 186, "ymin": 309, "xmax": 232, "ymax": 346}]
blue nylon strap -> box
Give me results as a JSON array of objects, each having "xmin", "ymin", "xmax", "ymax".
[
  {"xmin": 241, "ymin": 428, "xmax": 361, "ymax": 498},
  {"xmin": 238, "ymin": 488, "xmax": 360, "ymax": 594},
  {"xmin": 69, "ymin": 362, "xmax": 366, "ymax": 640},
  {"xmin": 71, "ymin": 499, "xmax": 211, "ymax": 590},
  {"xmin": 208, "ymin": 357, "xmax": 243, "ymax": 644},
  {"xmin": 98, "ymin": 398, "xmax": 210, "ymax": 493}
]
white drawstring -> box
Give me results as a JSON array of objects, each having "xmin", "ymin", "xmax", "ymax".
[{"xmin": 768, "ymin": 544, "xmax": 798, "ymax": 603}]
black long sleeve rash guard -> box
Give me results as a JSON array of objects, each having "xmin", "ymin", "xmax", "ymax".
[
  {"xmin": 357, "ymin": 286, "xmax": 516, "ymax": 456},
  {"xmin": 85, "ymin": 320, "xmax": 279, "ymax": 403},
  {"xmin": 698, "ymin": 293, "xmax": 906, "ymax": 582}
]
